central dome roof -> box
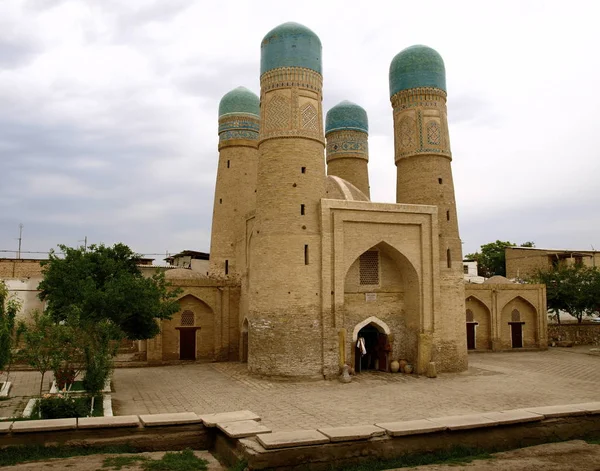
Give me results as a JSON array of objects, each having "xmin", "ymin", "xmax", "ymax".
[
  {"xmin": 389, "ymin": 45, "xmax": 446, "ymax": 97},
  {"xmin": 260, "ymin": 22, "xmax": 322, "ymax": 75},
  {"xmin": 325, "ymin": 100, "xmax": 368, "ymax": 135},
  {"xmin": 218, "ymin": 87, "xmax": 260, "ymax": 118}
]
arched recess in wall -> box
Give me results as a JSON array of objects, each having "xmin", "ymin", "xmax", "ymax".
[
  {"xmin": 465, "ymin": 295, "xmax": 491, "ymax": 350},
  {"xmin": 352, "ymin": 316, "xmax": 391, "ymax": 341},
  {"xmin": 162, "ymin": 294, "xmax": 215, "ymax": 361},
  {"xmin": 344, "ymin": 240, "xmax": 421, "ymax": 366},
  {"xmin": 500, "ymin": 295, "xmax": 538, "ymax": 348}
]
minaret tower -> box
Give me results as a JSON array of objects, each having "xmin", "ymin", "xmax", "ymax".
[
  {"xmin": 209, "ymin": 87, "xmax": 260, "ymax": 277},
  {"xmin": 247, "ymin": 22, "xmax": 326, "ymax": 378},
  {"xmin": 389, "ymin": 45, "xmax": 467, "ymax": 371},
  {"xmin": 325, "ymin": 101, "xmax": 370, "ymax": 198}
]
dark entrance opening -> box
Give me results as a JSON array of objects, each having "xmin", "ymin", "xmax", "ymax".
[
  {"xmin": 355, "ymin": 324, "xmax": 389, "ymax": 372},
  {"xmin": 179, "ymin": 328, "xmax": 197, "ymax": 360},
  {"xmin": 510, "ymin": 322, "xmax": 524, "ymax": 348},
  {"xmin": 466, "ymin": 322, "xmax": 478, "ymax": 350}
]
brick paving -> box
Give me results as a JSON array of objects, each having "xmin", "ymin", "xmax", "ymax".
[
  {"xmin": 0, "ymin": 370, "xmax": 43, "ymax": 419},
  {"xmin": 4, "ymin": 348, "xmax": 600, "ymax": 431}
]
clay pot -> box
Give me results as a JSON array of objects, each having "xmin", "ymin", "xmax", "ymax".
[
  {"xmin": 403, "ymin": 364, "xmax": 414, "ymax": 374},
  {"xmin": 390, "ymin": 360, "xmax": 400, "ymax": 373},
  {"xmin": 398, "ymin": 359, "xmax": 408, "ymax": 370}
]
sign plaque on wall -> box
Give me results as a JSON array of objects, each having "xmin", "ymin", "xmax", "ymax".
[{"xmin": 365, "ymin": 293, "xmax": 377, "ymax": 302}]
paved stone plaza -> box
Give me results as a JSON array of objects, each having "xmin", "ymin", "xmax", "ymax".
[{"xmin": 3, "ymin": 348, "xmax": 599, "ymax": 432}]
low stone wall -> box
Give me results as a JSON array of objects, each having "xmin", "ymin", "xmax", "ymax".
[
  {"xmin": 0, "ymin": 413, "xmax": 210, "ymax": 451},
  {"xmin": 2, "ymin": 405, "xmax": 600, "ymax": 470},
  {"xmin": 548, "ymin": 324, "xmax": 600, "ymax": 345},
  {"xmin": 227, "ymin": 404, "xmax": 600, "ymax": 470}
]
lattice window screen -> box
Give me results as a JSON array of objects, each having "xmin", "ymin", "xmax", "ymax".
[
  {"xmin": 181, "ymin": 310, "xmax": 195, "ymax": 326},
  {"xmin": 466, "ymin": 309, "xmax": 474, "ymax": 322},
  {"xmin": 359, "ymin": 251, "xmax": 379, "ymax": 285},
  {"xmin": 511, "ymin": 309, "xmax": 521, "ymax": 322}
]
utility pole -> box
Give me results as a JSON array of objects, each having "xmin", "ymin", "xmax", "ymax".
[
  {"xmin": 17, "ymin": 223, "xmax": 23, "ymax": 259},
  {"xmin": 79, "ymin": 236, "xmax": 88, "ymax": 251}
]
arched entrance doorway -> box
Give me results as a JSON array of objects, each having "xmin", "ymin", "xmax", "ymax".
[
  {"xmin": 353, "ymin": 317, "xmax": 391, "ymax": 373},
  {"xmin": 163, "ymin": 294, "xmax": 214, "ymax": 361},
  {"xmin": 501, "ymin": 296, "xmax": 537, "ymax": 349},
  {"xmin": 465, "ymin": 309, "xmax": 477, "ymax": 350},
  {"xmin": 345, "ymin": 242, "xmax": 420, "ymax": 370},
  {"xmin": 178, "ymin": 310, "xmax": 199, "ymax": 360}
]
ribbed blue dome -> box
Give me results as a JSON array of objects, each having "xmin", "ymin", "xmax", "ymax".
[
  {"xmin": 218, "ymin": 87, "xmax": 259, "ymax": 117},
  {"xmin": 389, "ymin": 45, "xmax": 446, "ymax": 97},
  {"xmin": 260, "ymin": 22, "xmax": 322, "ymax": 75},
  {"xmin": 325, "ymin": 101, "xmax": 368, "ymax": 135}
]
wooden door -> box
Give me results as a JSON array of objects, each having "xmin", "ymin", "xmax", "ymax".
[
  {"xmin": 180, "ymin": 329, "xmax": 196, "ymax": 360},
  {"xmin": 511, "ymin": 323, "xmax": 523, "ymax": 348},
  {"xmin": 377, "ymin": 334, "xmax": 388, "ymax": 371},
  {"xmin": 466, "ymin": 323, "xmax": 477, "ymax": 350}
]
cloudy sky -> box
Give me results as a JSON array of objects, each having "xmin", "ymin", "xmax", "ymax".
[{"xmin": 1, "ymin": 0, "xmax": 599, "ymax": 261}]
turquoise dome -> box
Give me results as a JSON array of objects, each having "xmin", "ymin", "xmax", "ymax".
[
  {"xmin": 260, "ymin": 22, "xmax": 322, "ymax": 75},
  {"xmin": 389, "ymin": 45, "xmax": 446, "ymax": 97},
  {"xmin": 325, "ymin": 100, "xmax": 368, "ymax": 135},
  {"xmin": 218, "ymin": 87, "xmax": 259, "ymax": 117}
]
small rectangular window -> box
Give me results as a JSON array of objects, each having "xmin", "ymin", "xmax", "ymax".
[
  {"xmin": 304, "ymin": 245, "xmax": 309, "ymax": 265},
  {"xmin": 447, "ymin": 248, "xmax": 452, "ymax": 268},
  {"xmin": 219, "ymin": 198, "xmax": 222, "ymax": 204},
  {"xmin": 359, "ymin": 251, "xmax": 379, "ymax": 285},
  {"xmin": 227, "ymin": 160, "xmax": 230, "ymax": 168},
  {"xmin": 463, "ymin": 265, "xmax": 469, "ymax": 274},
  {"xmin": 300, "ymin": 204, "xmax": 305, "ymax": 215},
  {"xmin": 301, "ymin": 167, "xmax": 306, "ymax": 174},
  {"xmin": 446, "ymin": 210, "xmax": 450, "ymax": 221},
  {"xmin": 438, "ymin": 178, "xmax": 443, "ymax": 184},
  {"xmin": 225, "ymin": 260, "xmax": 229, "ymax": 275}
]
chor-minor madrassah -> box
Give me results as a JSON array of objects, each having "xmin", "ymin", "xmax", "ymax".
[{"xmin": 137, "ymin": 22, "xmax": 547, "ymax": 377}]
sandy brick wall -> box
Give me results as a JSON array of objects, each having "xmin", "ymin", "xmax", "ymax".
[
  {"xmin": 0, "ymin": 259, "xmax": 44, "ymax": 278},
  {"xmin": 209, "ymin": 135, "xmax": 258, "ymax": 277},
  {"xmin": 465, "ymin": 284, "xmax": 547, "ymax": 351}
]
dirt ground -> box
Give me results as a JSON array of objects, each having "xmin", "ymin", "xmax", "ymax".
[
  {"xmin": 387, "ymin": 440, "xmax": 600, "ymax": 471},
  {"xmin": 0, "ymin": 450, "xmax": 225, "ymax": 470},
  {"xmin": 1, "ymin": 441, "xmax": 599, "ymax": 470}
]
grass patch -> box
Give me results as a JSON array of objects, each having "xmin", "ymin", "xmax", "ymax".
[
  {"xmin": 142, "ymin": 449, "xmax": 208, "ymax": 470},
  {"xmin": 102, "ymin": 455, "xmax": 149, "ymax": 470},
  {"xmin": 30, "ymin": 394, "xmax": 104, "ymax": 419},
  {"xmin": 0, "ymin": 444, "xmax": 141, "ymax": 467}
]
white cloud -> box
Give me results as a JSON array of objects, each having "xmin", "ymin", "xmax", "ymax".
[{"xmin": 1, "ymin": 0, "xmax": 599, "ymax": 257}]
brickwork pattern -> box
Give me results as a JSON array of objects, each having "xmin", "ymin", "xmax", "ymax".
[
  {"xmin": 209, "ymin": 132, "xmax": 258, "ymax": 277},
  {"xmin": 0, "ymin": 259, "xmax": 44, "ymax": 278},
  {"xmin": 248, "ymin": 64, "xmax": 326, "ymax": 377},
  {"xmin": 326, "ymin": 129, "xmax": 370, "ymax": 197}
]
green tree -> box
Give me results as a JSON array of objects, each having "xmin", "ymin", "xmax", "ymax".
[
  {"xmin": 530, "ymin": 265, "xmax": 600, "ymax": 323},
  {"xmin": 37, "ymin": 243, "xmax": 181, "ymax": 394},
  {"xmin": 466, "ymin": 241, "xmax": 535, "ymax": 278},
  {"xmin": 38, "ymin": 243, "xmax": 181, "ymax": 340},
  {"xmin": 0, "ymin": 281, "xmax": 21, "ymax": 385},
  {"xmin": 18, "ymin": 311, "xmax": 57, "ymax": 395}
]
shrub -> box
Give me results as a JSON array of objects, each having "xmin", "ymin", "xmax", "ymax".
[{"xmin": 37, "ymin": 395, "xmax": 102, "ymax": 419}]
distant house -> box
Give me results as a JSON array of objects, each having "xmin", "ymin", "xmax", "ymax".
[
  {"xmin": 164, "ymin": 250, "xmax": 210, "ymax": 275},
  {"xmin": 0, "ymin": 258, "xmax": 45, "ymax": 321},
  {"xmin": 505, "ymin": 247, "xmax": 600, "ymax": 280},
  {"xmin": 463, "ymin": 259, "xmax": 485, "ymax": 284}
]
